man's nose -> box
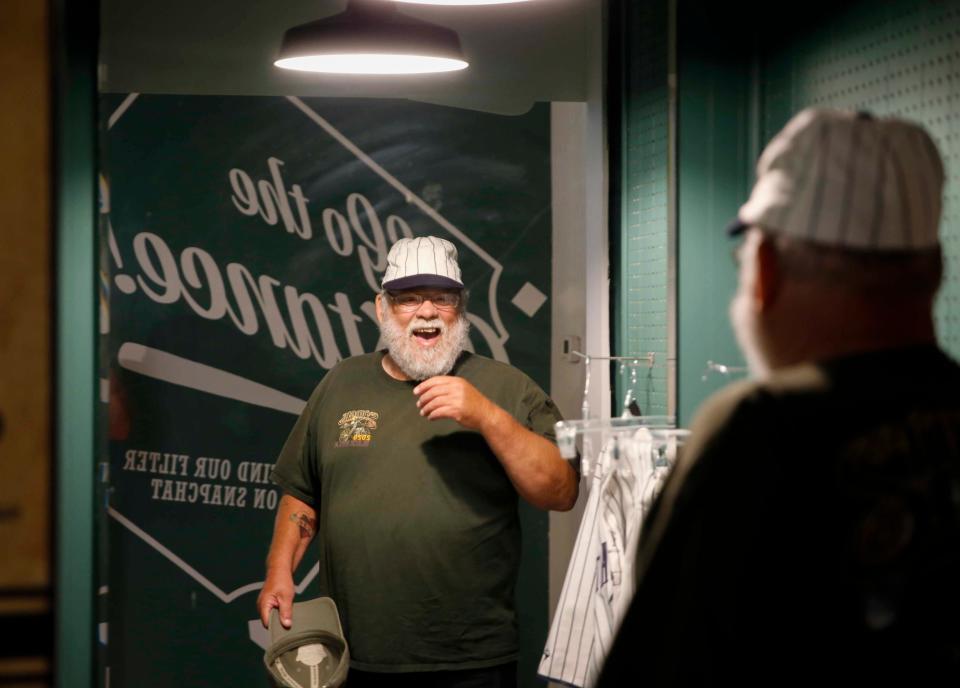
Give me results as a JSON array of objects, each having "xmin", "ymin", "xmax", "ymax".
[{"xmin": 415, "ymin": 298, "xmax": 439, "ymax": 318}]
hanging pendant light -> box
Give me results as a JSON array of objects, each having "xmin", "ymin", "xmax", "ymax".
[
  {"xmin": 388, "ymin": 1, "xmax": 536, "ymax": 4},
  {"xmin": 275, "ymin": 0, "xmax": 468, "ymax": 75}
]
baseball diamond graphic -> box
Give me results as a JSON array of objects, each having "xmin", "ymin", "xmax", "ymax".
[
  {"xmin": 99, "ymin": 92, "xmax": 553, "ymax": 687},
  {"xmin": 102, "ymin": 93, "xmax": 546, "ymax": 600}
]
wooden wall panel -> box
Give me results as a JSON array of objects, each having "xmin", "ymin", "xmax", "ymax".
[
  {"xmin": 0, "ymin": 0, "xmax": 52, "ymax": 684},
  {"xmin": 0, "ymin": 0, "xmax": 51, "ymax": 592}
]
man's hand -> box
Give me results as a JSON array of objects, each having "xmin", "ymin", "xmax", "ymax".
[
  {"xmin": 414, "ymin": 376, "xmax": 494, "ymax": 431},
  {"xmin": 259, "ymin": 496, "xmax": 316, "ymax": 629},
  {"xmin": 258, "ymin": 567, "xmax": 295, "ymax": 629},
  {"xmin": 416, "ymin": 375, "xmax": 577, "ymax": 511}
]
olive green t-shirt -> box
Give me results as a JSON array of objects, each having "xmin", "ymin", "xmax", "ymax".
[{"xmin": 272, "ymin": 351, "xmax": 563, "ymax": 672}]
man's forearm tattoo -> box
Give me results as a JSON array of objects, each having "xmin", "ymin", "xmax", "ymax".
[{"xmin": 289, "ymin": 512, "xmax": 316, "ymax": 539}]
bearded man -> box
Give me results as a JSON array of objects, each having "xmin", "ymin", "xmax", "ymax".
[
  {"xmin": 258, "ymin": 236, "xmax": 577, "ymax": 688},
  {"xmin": 598, "ymin": 110, "xmax": 960, "ymax": 686}
]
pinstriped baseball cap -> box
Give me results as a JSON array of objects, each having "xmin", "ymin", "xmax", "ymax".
[
  {"xmin": 729, "ymin": 108, "xmax": 945, "ymax": 251},
  {"xmin": 382, "ymin": 236, "xmax": 464, "ymax": 291}
]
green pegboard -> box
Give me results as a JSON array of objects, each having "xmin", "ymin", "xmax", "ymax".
[
  {"xmin": 614, "ymin": 0, "xmax": 672, "ymax": 417},
  {"xmin": 620, "ymin": 0, "xmax": 960, "ymax": 426},
  {"xmin": 760, "ymin": 0, "xmax": 960, "ymax": 357}
]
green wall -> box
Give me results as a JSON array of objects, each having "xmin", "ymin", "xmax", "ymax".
[
  {"xmin": 616, "ymin": 0, "xmax": 760, "ymax": 426},
  {"xmin": 675, "ymin": 2, "xmax": 755, "ymax": 425},
  {"xmin": 53, "ymin": 0, "xmax": 97, "ymax": 686},
  {"xmin": 632, "ymin": 0, "xmax": 960, "ymax": 426},
  {"xmin": 758, "ymin": 0, "xmax": 960, "ymax": 360},
  {"xmin": 612, "ymin": 0, "xmax": 673, "ymax": 417}
]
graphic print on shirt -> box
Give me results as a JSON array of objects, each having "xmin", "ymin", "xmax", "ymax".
[{"xmin": 335, "ymin": 410, "xmax": 380, "ymax": 447}]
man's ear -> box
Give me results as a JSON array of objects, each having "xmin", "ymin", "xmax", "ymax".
[
  {"xmin": 374, "ymin": 293, "xmax": 384, "ymax": 324},
  {"xmin": 754, "ymin": 236, "xmax": 781, "ymax": 312}
]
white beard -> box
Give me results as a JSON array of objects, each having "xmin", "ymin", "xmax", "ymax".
[
  {"xmin": 379, "ymin": 308, "xmax": 471, "ymax": 381},
  {"xmin": 730, "ymin": 290, "xmax": 772, "ymax": 380}
]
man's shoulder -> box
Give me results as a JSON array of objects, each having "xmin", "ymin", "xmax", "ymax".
[
  {"xmin": 304, "ymin": 352, "xmax": 379, "ymax": 402},
  {"xmin": 685, "ymin": 363, "xmax": 829, "ymax": 465},
  {"xmin": 338, "ymin": 351, "xmax": 380, "ymax": 368},
  {"xmin": 695, "ymin": 364, "xmax": 826, "ymax": 431},
  {"xmin": 323, "ymin": 351, "xmax": 379, "ymax": 378},
  {"xmin": 456, "ymin": 352, "xmax": 531, "ymax": 381},
  {"xmin": 455, "ymin": 353, "xmax": 553, "ymax": 411},
  {"xmin": 660, "ymin": 365, "xmax": 830, "ymax": 521}
]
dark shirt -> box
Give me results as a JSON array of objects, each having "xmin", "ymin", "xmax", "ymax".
[
  {"xmin": 272, "ymin": 351, "xmax": 563, "ymax": 672},
  {"xmin": 598, "ymin": 345, "xmax": 960, "ymax": 686}
]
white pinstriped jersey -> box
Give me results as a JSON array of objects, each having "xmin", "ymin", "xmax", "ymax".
[
  {"xmin": 539, "ymin": 429, "xmax": 665, "ymax": 687},
  {"xmin": 586, "ymin": 431, "xmax": 651, "ymax": 685},
  {"xmin": 538, "ymin": 451, "xmax": 606, "ymax": 687}
]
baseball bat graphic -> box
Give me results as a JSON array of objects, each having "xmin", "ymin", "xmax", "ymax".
[
  {"xmin": 117, "ymin": 342, "xmax": 306, "ymax": 416},
  {"xmin": 108, "ymin": 507, "xmax": 319, "ymax": 604}
]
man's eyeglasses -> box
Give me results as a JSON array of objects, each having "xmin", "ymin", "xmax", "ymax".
[{"xmin": 387, "ymin": 291, "xmax": 461, "ymax": 312}]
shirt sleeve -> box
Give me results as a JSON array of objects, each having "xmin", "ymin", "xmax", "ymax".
[
  {"xmin": 271, "ymin": 376, "xmax": 329, "ymax": 506},
  {"xmin": 518, "ymin": 379, "xmax": 580, "ymax": 475},
  {"xmin": 514, "ymin": 377, "xmax": 564, "ymax": 442}
]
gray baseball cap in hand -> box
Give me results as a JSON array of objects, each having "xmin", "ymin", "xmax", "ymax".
[{"xmin": 264, "ymin": 597, "xmax": 350, "ymax": 688}]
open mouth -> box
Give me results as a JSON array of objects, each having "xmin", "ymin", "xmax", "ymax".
[{"xmin": 411, "ymin": 327, "xmax": 442, "ymax": 346}]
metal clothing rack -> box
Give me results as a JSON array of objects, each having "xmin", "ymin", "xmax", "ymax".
[
  {"xmin": 701, "ymin": 360, "xmax": 748, "ymax": 381},
  {"xmin": 563, "ymin": 350, "xmax": 689, "ymax": 482},
  {"xmin": 570, "ymin": 350, "xmax": 675, "ymax": 420},
  {"xmin": 556, "ymin": 416, "xmax": 689, "ymax": 489},
  {"xmin": 570, "ymin": 350, "xmax": 672, "ymax": 367},
  {"xmin": 555, "ymin": 416, "xmax": 688, "ymax": 459},
  {"xmin": 561, "ymin": 350, "xmax": 746, "ymax": 481}
]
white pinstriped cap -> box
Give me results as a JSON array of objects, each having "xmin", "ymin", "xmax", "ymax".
[
  {"xmin": 730, "ymin": 108, "xmax": 945, "ymax": 251},
  {"xmin": 381, "ymin": 236, "xmax": 464, "ymax": 290}
]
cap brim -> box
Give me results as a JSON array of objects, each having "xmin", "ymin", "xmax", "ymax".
[
  {"xmin": 265, "ymin": 598, "xmax": 349, "ymax": 688},
  {"xmin": 382, "ymin": 275, "xmax": 464, "ymax": 291},
  {"xmin": 268, "ymin": 598, "xmax": 344, "ymax": 644},
  {"xmin": 726, "ymin": 216, "xmax": 749, "ymax": 236}
]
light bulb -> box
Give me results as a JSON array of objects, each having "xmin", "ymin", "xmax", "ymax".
[{"xmin": 275, "ymin": 53, "xmax": 469, "ymax": 75}]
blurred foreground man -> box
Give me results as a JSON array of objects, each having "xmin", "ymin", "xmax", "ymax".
[
  {"xmin": 599, "ymin": 109, "xmax": 960, "ymax": 686},
  {"xmin": 258, "ymin": 236, "xmax": 577, "ymax": 688}
]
